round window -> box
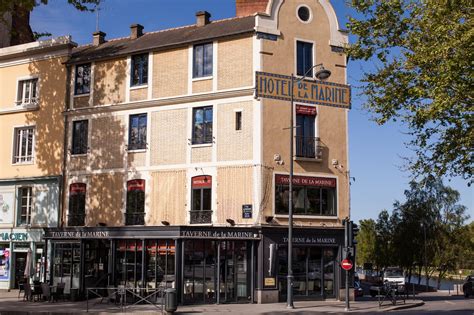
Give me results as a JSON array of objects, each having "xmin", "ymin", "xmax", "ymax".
[{"xmin": 297, "ymin": 6, "xmax": 311, "ymax": 23}]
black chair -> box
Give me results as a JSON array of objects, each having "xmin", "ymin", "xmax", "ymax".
[
  {"xmin": 41, "ymin": 283, "xmax": 52, "ymax": 302},
  {"xmin": 23, "ymin": 282, "xmax": 32, "ymax": 301},
  {"xmin": 56, "ymin": 283, "xmax": 65, "ymax": 301}
]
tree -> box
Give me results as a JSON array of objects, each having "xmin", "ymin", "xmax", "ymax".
[
  {"xmin": 347, "ymin": 0, "xmax": 473, "ymax": 183},
  {"xmin": 355, "ymin": 219, "xmax": 377, "ymax": 267},
  {"xmin": 0, "ymin": 0, "xmax": 101, "ymax": 39},
  {"xmin": 374, "ymin": 210, "xmax": 393, "ymax": 269}
]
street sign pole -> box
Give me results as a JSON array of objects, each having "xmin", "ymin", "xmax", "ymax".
[{"xmin": 344, "ymin": 220, "xmax": 350, "ymax": 312}]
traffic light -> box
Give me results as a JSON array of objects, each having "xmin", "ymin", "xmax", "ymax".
[{"xmin": 351, "ymin": 222, "xmax": 359, "ymax": 246}]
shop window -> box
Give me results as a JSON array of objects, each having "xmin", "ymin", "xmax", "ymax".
[
  {"xmin": 131, "ymin": 53, "xmax": 148, "ymax": 86},
  {"xmin": 297, "ymin": 41, "xmax": 313, "ymax": 77},
  {"xmin": 128, "ymin": 114, "xmax": 147, "ymax": 150},
  {"xmin": 13, "ymin": 126, "xmax": 35, "ymax": 164},
  {"xmin": 193, "ymin": 42, "xmax": 213, "ymax": 78},
  {"xmin": 16, "ymin": 78, "xmax": 38, "ymax": 106},
  {"xmin": 71, "ymin": 120, "xmax": 88, "ymax": 155},
  {"xmin": 190, "ymin": 176, "xmax": 212, "ymax": 224},
  {"xmin": 192, "ymin": 106, "xmax": 213, "ymax": 144},
  {"xmin": 274, "ymin": 174, "xmax": 336, "ymax": 216},
  {"xmin": 17, "ymin": 187, "xmax": 33, "ymax": 226},
  {"xmin": 74, "ymin": 63, "xmax": 91, "ymax": 95},
  {"xmin": 68, "ymin": 183, "xmax": 86, "ymax": 226},
  {"xmin": 0, "ymin": 246, "xmax": 10, "ymax": 282},
  {"xmin": 144, "ymin": 240, "xmax": 175, "ymax": 289},
  {"xmin": 295, "ymin": 106, "xmax": 317, "ymax": 158},
  {"xmin": 126, "ymin": 180, "xmax": 145, "ymax": 225}
]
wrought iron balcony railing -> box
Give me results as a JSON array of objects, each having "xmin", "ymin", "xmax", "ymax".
[
  {"xmin": 295, "ymin": 136, "xmax": 323, "ymax": 160},
  {"xmin": 68, "ymin": 213, "xmax": 85, "ymax": 226},
  {"xmin": 125, "ymin": 212, "xmax": 145, "ymax": 225},
  {"xmin": 190, "ymin": 210, "xmax": 212, "ymax": 224}
]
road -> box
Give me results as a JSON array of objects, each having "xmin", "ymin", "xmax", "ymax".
[{"xmin": 390, "ymin": 293, "xmax": 473, "ymax": 315}]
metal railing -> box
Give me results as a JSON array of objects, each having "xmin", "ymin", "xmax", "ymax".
[
  {"xmin": 377, "ymin": 282, "xmax": 406, "ymax": 307},
  {"xmin": 86, "ymin": 286, "xmax": 165, "ymax": 313},
  {"xmin": 295, "ymin": 136, "xmax": 323, "ymax": 160},
  {"xmin": 67, "ymin": 213, "xmax": 85, "ymax": 226},
  {"xmin": 190, "ymin": 210, "xmax": 212, "ymax": 224},
  {"xmin": 125, "ymin": 212, "xmax": 145, "ymax": 225}
]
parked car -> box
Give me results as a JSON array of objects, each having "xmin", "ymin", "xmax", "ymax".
[{"xmin": 463, "ymin": 275, "xmax": 473, "ymax": 298}]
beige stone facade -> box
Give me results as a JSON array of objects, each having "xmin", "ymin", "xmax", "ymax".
[{"xmin": 62, "ymin": 0, "xmax": 350, "ymax": 232}]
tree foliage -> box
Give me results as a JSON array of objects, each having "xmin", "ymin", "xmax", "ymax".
[
  {"xmin": 357, "ymin": 176, "xmax": 471, "ymax": 288},
  {"xmin": 347, "ymin": 0, "xmax": 473, "ymax": 183},
  {"xmin": 355, "ymin": 219, "xmax": 377, "ymax": 266}
]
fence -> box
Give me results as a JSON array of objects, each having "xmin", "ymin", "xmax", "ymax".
[{"xmin": 86, "ymin": 286, "xmax": 165, "ymax": 313}]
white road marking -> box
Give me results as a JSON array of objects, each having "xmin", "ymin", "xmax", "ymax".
[{"xmin": 444, "ymin": 300, "xmax": 455, "ymax": 305}]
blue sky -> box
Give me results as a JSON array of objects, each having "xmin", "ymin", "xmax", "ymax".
[{"xmin": 30, "ymin": 0, "xmax": 473, "ymax": 224}]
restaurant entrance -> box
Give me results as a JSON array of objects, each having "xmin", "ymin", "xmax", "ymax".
[
  {"xmin": 277, "ymin": 246, "xmax": 336, "ymax": 301},
  {"xmin": 183, "ymin": 240, "xmax": 252, "ymax": 304}
]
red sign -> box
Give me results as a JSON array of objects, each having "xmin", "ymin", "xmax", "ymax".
[
  {"xmin": 341, "ymin": 259, "xmax": 353, "ymax": 271},
  {"xmin": 127, "ymin": 179, "xmax": 145, "ymax": 192},
  {"xmin": 275, "ymin": 174, "xmax": 336, "ymax": 188},
  {"xmin": 70, "ymin": 183, "xmax": 86, "ymax": 194},
  {"xmin": 296, "ymin": 105, "xmax": 317, "ymax": 116},
  {"xmin": 192, "ymin": 175, "xmax": 212, "ymax": 188}
]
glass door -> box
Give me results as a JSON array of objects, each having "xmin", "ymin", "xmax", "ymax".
[
  {"xmin": 308, "ymin": 247, "xmax": 322, "ymax": 296},
  {"xmin": 219, "ymin": 241, "xmax": 249, "ymax": 303}
]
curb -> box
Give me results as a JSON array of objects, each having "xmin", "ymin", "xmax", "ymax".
[{"xmin": 377, "ymin": 300, "xmax": 425, "ymax": 312}]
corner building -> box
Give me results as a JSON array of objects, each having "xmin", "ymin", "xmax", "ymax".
[{"xmin": 45, "ymin": 0, "xmax": 352, "ymax": 304}]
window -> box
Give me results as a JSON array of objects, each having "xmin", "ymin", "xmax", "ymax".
[
  {"xmin": 297, "ymin": 41, "xmax": 313, "ymax": 77},
  {"xmin": 68, "ymin": 183, "xmax": 86, "ymax": 226},
  {"xmin": 192, "ymin": 106, "xmax": 213, "ymax": 144},
  {"xmin": 16, "ymin": 78, "xmax": 38, "ymax": 105},
  {"xmin": 297, "ymin": 5, "xmax": 311, "ymax": 23},
  {"xmin": 131, "ymin": 53, "xmax": 148, "ymax": 86},
  {"xmin": 190, "ymin": 176, "xmax": 212, "ymax": 224},
  {"xmin": 75, "ymin": 63, "xmax": 91, "ymax": 95},
  {"xmin": 128, "ymin": 114, "xmax": 147, "ymax": 150},
  {"xmin": 13, "ymin": 126, "xmax": 34, "ymax": 164},
  {"xmin": 71, "ymin": 120, "xmax": 88, "ymax": 155},
  {"xmin": 126, "ymin": 180, "xmax": 145, "ymax": 225},
  {"xmin": 193, "ymin": 43, "xmax": 213, "ymax": 78},
  {"xmin": 235, "ymin": 111, "xmax": 242, "ymax": 131},
  {"xmin": 295, "ymin": 106, "xmax": 316, "ymax": 158},
  {"xmin": 274, "ymin": 175, "xmax": 336, "ymax": 216},
  {"xmin": 17, "ymin": 187, "xmax": 32, "ymax": 225}
]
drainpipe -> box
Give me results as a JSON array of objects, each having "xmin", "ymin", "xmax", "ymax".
[{"xmin": 61, "ymin": 63, "xmax": 72, "ymax": 228}]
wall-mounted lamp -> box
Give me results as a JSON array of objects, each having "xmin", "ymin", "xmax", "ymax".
[
  {"xmin": 161, "ymin": 220, "xmax": 170, "ymax": 226},
  {"xmin": 226, "ymin": 218, "xmax": 235, "ymax": 226}
]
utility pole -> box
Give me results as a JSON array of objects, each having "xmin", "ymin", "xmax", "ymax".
[{"xmin": 344, "ymin": 219, "xmax": 350, "ymax": 311}]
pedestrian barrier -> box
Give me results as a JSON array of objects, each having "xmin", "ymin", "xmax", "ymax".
[
  {"xmin": 86, "ymin": 286, "xmax": 166, "ymax": 313},
  {"xmin": 378, "ymin": 282, "xmax": 406, "ymax": 307}
]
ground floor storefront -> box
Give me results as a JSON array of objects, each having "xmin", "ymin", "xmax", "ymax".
[
  {"xmin": 0, "ymin": 229, "xmax": 47, "ymax": 290},
  {"xmin": 43, "ymin": 225, "xmax": 347, "ymax": 304}
]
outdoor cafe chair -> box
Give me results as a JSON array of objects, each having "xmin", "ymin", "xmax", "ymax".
[
  {"xmin": 23, "ymin": 282, "xmax": 32, "ymax": 301},
  {"xmin": 41, "ymin": 283, "xmax": 52, "ymax": 302}
]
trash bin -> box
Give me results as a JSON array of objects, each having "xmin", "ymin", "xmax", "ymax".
[
  {"xmin": 70, "ymin": 288, "xmax": 79, "ymax": 301},
  {"xmin": 164, "ymin": 288, "xmax": 177, "ymax": 313}
]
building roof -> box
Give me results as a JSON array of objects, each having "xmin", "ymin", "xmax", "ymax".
[{"xmin": 68, "ymin": 15, "xmax": 256, "ymax": 64}]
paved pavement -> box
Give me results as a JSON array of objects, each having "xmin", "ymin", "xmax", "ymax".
[{"xmin": 0, "ymin": 289, "xmax": 424, "ymax": 314}]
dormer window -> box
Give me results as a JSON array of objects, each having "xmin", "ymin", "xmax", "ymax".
[{"xmin": 16, "ymin": 78, "xmax": 38, "ymax": 106}]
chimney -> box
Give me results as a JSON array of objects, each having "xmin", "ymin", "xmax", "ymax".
[
  {"xmin": 236, "ymin": 0, "xmax": 269, "ymax": 17},
  {"xmin": 196, "ymin": 11, "xmax": 211, "ymax": 27},
  {"xmin": 130, "ymin": 24, "xmax": 144, "ymax": 39},
  {"xmin": 92, "ymin": 31, "xmax": 106, "ymax": 46}
]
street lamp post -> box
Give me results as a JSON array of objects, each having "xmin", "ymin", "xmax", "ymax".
[{"xmin": 287, "ymin": 64, "xmax": 331, "ymax": 309}]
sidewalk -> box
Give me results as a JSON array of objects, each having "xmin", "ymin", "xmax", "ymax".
[{"xmin": 0, "ymin": 290, "xmax": 423, "ymax": 314}]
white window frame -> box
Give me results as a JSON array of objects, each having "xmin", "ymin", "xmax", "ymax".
[
  {"xmin": 15, "ymin": 76, "xmax": 39, "ymax": 106},
  {"xmin": 17, "ymin": 186, "xmax": 33, "ymax": 226},
  {"xmin": 12, "ymin": 126, "xmax": 35, "ymax": 164}
]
